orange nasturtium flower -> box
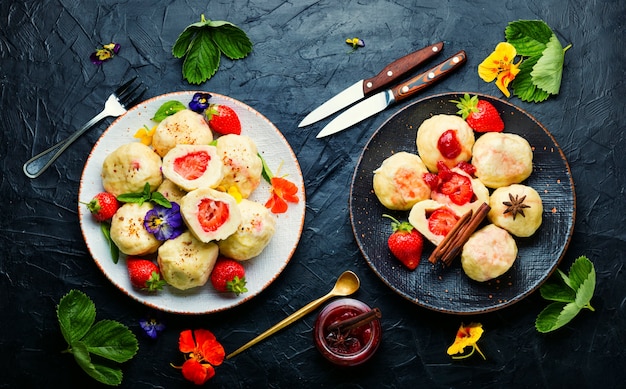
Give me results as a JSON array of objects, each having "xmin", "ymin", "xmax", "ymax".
[
  {"xmin": 478, "ymin": 42, "xmax": 521, "ymax": 98},
  {"xmin": 447, "ymin": 322, "xmax": 486, "ymax": 360},
  {"xmin": 173, "ymin": 329, "xmax": 225, "ymax": 385},
  {"xmin": 265, "ymin": 176, "xmax": 299, "ymax": 214},
  {"xmin": 134, "ymin": 125, "xmax": 156, "ymax": 146}
]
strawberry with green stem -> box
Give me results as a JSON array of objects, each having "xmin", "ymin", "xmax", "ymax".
[
  {"xmin": 383, "ymin": 214, "xmax": 424, "ymax": 270},
  {"xmin": 126, "ymin": 257, "xmax": 166, "ymax": 292},
  {"xmin": 210, "ymin": 257, "xmax": 248, "ymax": 295},
  {"xmin": 452, "ymin": 94, "xmax": 504, "ymax": 133}
]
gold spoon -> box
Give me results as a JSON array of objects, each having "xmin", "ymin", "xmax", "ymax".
[{"xmin": 226, "ymin": 270, "xmax": 361, "ymax": 359}]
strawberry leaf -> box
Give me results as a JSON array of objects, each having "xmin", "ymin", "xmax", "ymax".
[
  {"xmin": 535, "ymin": 301, "xmax": 581, "ymax": 333},
  {"xmin": 57, "ymin": 290, "xmax": 96, "ymax": 344},
  {"xmin": 182, "ymin": 30, "xmax": 221, "ymax": 85},
  {"xmin": 530, "ymin": 34, "xmax": 567, "ymax": 95},
  {"xmin": 505, "ymin": 20, "xmax": 553, "ymax": 57},
  {"xmin": 539, "ymin": 280, "xmax": 576, "ymax": 303},
  {"xmin": 212, "ymin": 24, "xmax": 253, "ymax": 59},
  {"xmin": 511, "ymin": 54, "xmax": 550, "ymax": 103},
  {"xmin": 71, "ymin": 341, "xmax": 124, "ymax": 386},
  {"xmin": 81, "ymin": 320, "xmax": 138, "ymax": 363}
]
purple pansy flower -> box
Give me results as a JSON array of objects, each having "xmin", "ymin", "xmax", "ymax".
[
  {"xmin": 140, "ymin": 318, "xmax": 166, "ymax": 339},
  {"xmin": 143, "ymin": 202, "xmax": 184, "ymax": 241},
  {"xmin": 189, "ymin": 92, "xmax": 212, "ymax": 113},
  {"xmin": 90, "ymin": 43, "xmax": 120, "ymax": 65}
]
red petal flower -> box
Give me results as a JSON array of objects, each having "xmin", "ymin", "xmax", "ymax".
[
  {"xmin": 265, "ymin": 177, "xmax": 299, "ymax": 214},
  {"xmin": 177, "ymin": 329, "xmax": 225, "ymax": 384},
  {"xmin": 182, "ymin": 359, "xmax": 215, "ymax": 385}
]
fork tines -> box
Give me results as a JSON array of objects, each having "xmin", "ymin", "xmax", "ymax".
[{"xmin": 116, "ymin": 77, "xmax": 147, "ymax": 109}]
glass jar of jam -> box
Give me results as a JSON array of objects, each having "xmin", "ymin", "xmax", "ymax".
[{"xmin": 313, "ymin": 298, "xmax": 382, "ymax": 366}]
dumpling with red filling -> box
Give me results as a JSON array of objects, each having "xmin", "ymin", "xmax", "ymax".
[
  {"xmin": 416, "ymin": 114, "xmax": 475, "ymax": 172},
  {"xmin": 373, "ymin": 151, "xmax": 431, "ymax": 211},
  {"xmin": 217, "ymin": 199, "xmax": 276, "ymax": 260},
  {"xmin": 162, "ymin": 144, "xmax": 223, "ymax": 192},
  {"xmin": 180, "ymin": 187, "xmax": 242, "ymax": 243}
]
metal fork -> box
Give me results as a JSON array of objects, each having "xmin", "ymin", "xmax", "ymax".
[{"xmin": 23, "ymin": 77, "xmax": 147, "ymax": 178}]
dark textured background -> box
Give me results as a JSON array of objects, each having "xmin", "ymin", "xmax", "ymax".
[{"xmin": 1, "ymin": 0, "xmax": 624, "ymax": 388}]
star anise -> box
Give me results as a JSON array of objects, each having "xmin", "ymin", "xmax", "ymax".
[{"xmin": 502, "ymin": 193, "xmax": 531, "ymax": 220}]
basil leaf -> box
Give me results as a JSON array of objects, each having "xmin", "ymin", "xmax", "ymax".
[
  {"xmin": 57, "ymin": 290, "xmax": 96, "ymax": 344},
  {"xmin": 183, "ymin": 30, "xmax": 221, "ymax": 84},
  {"xmin": 116, "ymin": 192, "xmax": 146, "ymax": 204},
  {"xmin": 530, "ymin": 34, "xmax": 566, "ymax": 95},
  {"xmin": 150, "ymin": 192, "xmax": 171, "ymax": 208},
  {"xmin": 100, "ymin": 223, "xmax": 119, "ymax": 264},
  {"xmin": 212, "ymin": 24, "xmax": 253, "ymax": 59},
  {"xmin": 72, "ymin": 341, "xmax": 124, "ymax": 386},
  {"xmin": 152, "ymin": 100, "xmax": 186, "ymax": 122},
  {"xmin": 82, "ymin": 320, "xmax": 139, "ymax": 363},
  {"xmin": 505, "ymin": 20, "xmax": 553, "ymax": 57},
  {"xmin": 535, "ymin": 301, "xmax": 581, "ymax": 333}
]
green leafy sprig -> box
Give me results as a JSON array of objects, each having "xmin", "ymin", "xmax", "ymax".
[
  {"xmin": 535, "ymin": 255, "xmax": 596, "ymax": 333},
  {"xmin": 172, "ymin": 14, "xmax": 253, "ymax": 84},
  {"xmin": 505, "ymin": 20, "xmax": 572, "ymax": 103},
  {"xmin": 117, "ymin": 183, "xmax": 171, "ymax": 208},
  {"xmin": 57, "ymin": 290, "xmax": 138, "ymax": 386}
]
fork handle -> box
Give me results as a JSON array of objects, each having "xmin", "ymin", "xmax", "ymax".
[{"xmin": 23, "ymin": 109, "xmax": 111, "ymax": 178}]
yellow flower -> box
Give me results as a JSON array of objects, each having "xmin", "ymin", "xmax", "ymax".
[
  {"xmin": 134, "ymin": 125, "xmax": 156, "ymax": 146},
  {"xmin": 447, "ymin": 322, "xmax": 486, "ymax": 360},
  {"xmin": 227, "ymin": 186, "xmax": 243, "ymax": 203},
  {"xmin": 478, "ymin": 42, "xmax": 521, "ymax": 97}
]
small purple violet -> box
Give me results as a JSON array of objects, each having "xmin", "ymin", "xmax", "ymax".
[
  {"xmin": 90, "ymin": 43, "xmax": 120, "ymax": 65},
  {"xmin": 189, "ymin": 92, "xmax": 212, "ymax": 113},
  {"xmin": 140, "ymin": 318, "xmax": 166, "ymax": 339},
  {"xmin": 144, "ymin": 202, "xmax": 184, "ymax": 241}
]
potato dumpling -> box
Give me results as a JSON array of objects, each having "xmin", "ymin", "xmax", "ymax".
[
  {"xmin": 101, "ymin": 142, "xmax": 163, "ymax": 196},
  {"xmin": 461, "ymin": 224, "xmax": 518, "ymax": 282},
  {"xmin": 110, "ymin": 202, "xmax": 161, "ymax": 256},
  {"xmin": 488, "ymin": 184, "xmax": 543, "ymax": 237},
  {"xmin": 215, "ymin": 134, "xmax": 263, "ymax": 199},
  {"xmin": 218, "ymin": 199, "xmax": 276, "ymax": 260},
  {"xmin": 416, "ymin": 114, "xmax": 475, "ymax": 172},
  {"xmin": 157, "ymin": 231, "xmax": 219, "ymax": 290},
  {"xmin": 180, "ymin": 188, "xmax": 242, "ymax": 243},
  {"xmin": 471, "ymin": 132, "xmax": 533, "ymax": 188},
  {"xmin": 373, "ymin": 151, "xmax": 431, "ymax": 211},
  {"xmin": 152, "ymin": 109, "xmax": 213, "ymax": 158},
  {"xmin": 161, "ymin": 144, "xmax": 224, "ymax": 192}
]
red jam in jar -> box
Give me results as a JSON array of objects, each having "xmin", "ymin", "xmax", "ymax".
[{"xmin": 313, "ymin": 298, "xmax": 382, "ymax": 366}]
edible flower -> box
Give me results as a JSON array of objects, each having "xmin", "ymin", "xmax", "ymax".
[
  {"xmin": 90, "ymin": 42, "xmax": 120, "ymax": 65},
  {"xmin": 265, "ymin": 177, "xmax": 299, "ymax": 214},
  {"xmin": 189, "ymin": 92, "xmax": 212, "ymax": 113},
  {"xmin": 143, "ymin": 202, "xmax": 184, "ymax": 241},
  {"xmin": 447, "ymin": 322, "xmax": 486, "ymax": 360},
  {"xmin": 140, "ymin": 317, "xmax": 166, "ymax": 339},
  {"xmin": 134, "ymin": 125, "xmax": 156, "ymax": 146},
  {"xmin": 346, "ymin": 37, "xmax": 365, "ymax": 53},
  {"xmin": 173, "ymin": 329, "xmax": 225, "ymax": 385},
  {"xmin": 478, "ymin": 42, "xmax": 521, "ymax": 97}
]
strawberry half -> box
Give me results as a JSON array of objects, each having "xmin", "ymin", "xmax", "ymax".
[
  {"xmin": 439, "ymin": 172, "xmax": 473, "ymax": 205},
  {"xmin": 210, "ymin": 257, "xmax": 248, "ymax": 295},
  {"xmin": 126, "ymin": 257, "xmax": 166, "ymax": 292},
  {"xmin": 452, "ymin": 94, "xmax": 504, "ymax": 133},
  {"xmin": 427, "ymin": 207, "xmax": 459, "ymax": 237},
  {"xmin": 383, "ymin": 214, "xmax": 423, "ymax": 270},
  {"xmin": 206, "ymin": 104, "xmax": 241, "ymax": 135},
  {"xmin": 84, "ymin": 192, "xmax": 119, "ymax": 222}
]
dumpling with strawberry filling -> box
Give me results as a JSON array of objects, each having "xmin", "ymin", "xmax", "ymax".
[
  {"xmin": 180, "ymin": 187, "xmax": 242, "ymax": 243},
  {"xmin": 157, "ymin": 231, "xmax": 219, "ymax": 290},
  {"xmin": 161, "ymin": 144, "xmax": 224, "ymax": 192},
  {"xmin": 373, "ymin": 151, "xmax": 431, "ymax": 211},
  {"xmin": 408, "ymin": 199, "xmax": 461, "ymax": 246},
  {"xmin": 471, "ymin": 132, "xmax": 533, "ymax": 188},
  {"xmin": 217, "ymin": 199, "xmax": 276, "ymax": 260},
  {"xmin": 215, "ymin": 134, "xmax": 263, "ymax": 199},
  {"xmin": 461, "ymin": 224, "xmax": 518, "ymax": 282},
  {"xmin": 428, "ymin": 163, "xmax": 489, "ymax": 215},
  {"xmin": 110, "ymin": 202, "xmax": 162, "ymax": 256},
  {"xmin": 416, "ymin": 114, "xmax": 475, "ymax": 172},
  {"xmin": 101, "ymin": 142, "xmax": 163, "ymax": 197},
  {"xmin": 152, "ymin": 109, "xmax": 213, "ymax": 158}
]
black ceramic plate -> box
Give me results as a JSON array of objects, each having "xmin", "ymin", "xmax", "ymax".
[{"xmin": 350, "ymin": 92, "xmax": 576, "ymax": 314}]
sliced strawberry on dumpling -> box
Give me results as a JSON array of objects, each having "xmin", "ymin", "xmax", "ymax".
[
  {"xmin": 162, "ymin": 144, "xmax": 223, "ymax": 192},
  {"xmin": 409, "ymin": 199, "xmax": 461, "ymax": 246},
  {"xmin": 180, "ymin": 188, "xmax": 242, "ymax": 242}
]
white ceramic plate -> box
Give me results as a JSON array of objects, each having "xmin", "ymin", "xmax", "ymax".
[{"xmin": 78, "ymin": 92, "xmax": 306, "ymax": 314}]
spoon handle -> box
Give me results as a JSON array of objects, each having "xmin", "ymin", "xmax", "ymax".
[{"xmin": 226, "ymin": 292, "xmax": 333, "ymax": 359}]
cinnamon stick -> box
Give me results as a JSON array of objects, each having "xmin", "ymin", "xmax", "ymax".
[
  {"xmin": 428, "ymin": 209, "xmax": 473, "ymax": 264},
  {"xmin": 440, "ymin": 202, "xmax": 491, "ymax": 266},
  {"xmin": 327, "ymin": 308, "xmax": 382, "ymax": 333}
]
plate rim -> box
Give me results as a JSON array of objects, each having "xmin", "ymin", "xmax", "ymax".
[{"xmin": 349, "ymin": 91, "xmax": 576, "ymax": 314}]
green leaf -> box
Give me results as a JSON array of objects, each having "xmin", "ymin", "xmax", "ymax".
[
  {"xmin": 530, "ymin": 34, "xmax": 566, "ymax": 95},
  {"xmin": 172, "ymin": 24, "xmax": 205, "ymax": 58},
  {"xmin": 212, "ymin": 24, "xmax": 253, "ymax": 60},
  {"xmin": 567, "ymin": 255, "xmax": 594, "ymax": 292},
  {"xmin": 57, "ymin": 290, "xmax": 96, "ymax": 345},
  {"xmin": 100, "ymin": 222, "xmax": 119, "ymax": 264},
  {"xmin": 258, "ymin": 153, "xmax": 273, "ymax": 183},
  {"xmin": 183, "ymin": 31, "xmax": 221, "ymax": 84},
  {"xmin": 505, "ymin": 20, "xmax": 553, "ymax": 57},
  {"xmin": 72, "ymin": 341, "xmax": 124, "ymax": 386},
  {"xmin": 152, "ymin": 100, "xmax": 186, "ymax": 122},
  {"xmin": 535, "ymin": 301, "xmax": 581, "ymax": 333},
  {"xmin": 82, "ymin": 320, "xmax": 139, "ymax": 363},
  {"xmin": 116, "ymin": 191, "xmax": 147, "ymax": 205},
  {"xmin": 511, "ymin": 55, "xmax": 551, "ymax": 102},
  {"xmin": 539, "ymin": 281, "xmax": 576, "ymax": 303}
]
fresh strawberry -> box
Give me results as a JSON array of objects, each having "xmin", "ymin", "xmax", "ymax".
[
  {"xmin": 84, "ymin": 192, "xmax": 119, "ymax": 221},
  {"xmin": 206, "ymin": 104, "xmax": 241, "ymax": 135},
  {"xmin": 452, "ymin": 94, "xmax": 504, "ymax": 132},
  {"xmin": 439, "ymin": 172, "xmax": 473, "ymax": 205},
  {"xmin": 427, "ymin": 207, "xmax": 459, "ymax": 237},
  {"xmin": 126, "ymin": 257, "xmax": 166, "ymax": 291},
  {"xmin": 210, "ymin": 257, "xmax": 247, "ymax": 295},
  {"xmin": 383, "ymin": 214, "xmax": 423, "ymax": 270}
]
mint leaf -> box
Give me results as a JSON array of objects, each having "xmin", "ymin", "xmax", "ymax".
[
  {"xmin": 505, "ymin": 20, "xmax": 553, "ymax": 57},
  {"xmin": 172, "ymin": 14, "xmax": 252, "ymax": 84},
  {"xmin": 535, "ymin": 301, "xmax": 581, "ymax": 333},
  {"xmin": 152, "ymin": 100, "xmax": 186, "ymax": 122},
  {"xmin": 150, "ymin": 191, "xmax": 172, "ymax": 208},
  {"xmin": 530, "ymin": 34, "xmax": 567, "ymax": 95},
  {"xmin": 82, "ymin": 320, "xmax": 138, "ymax": 363},
  {"xmin": 117, "ymin": 183, "xmax": 170, "ymax": 208},
  {"xmin": 72, "ymin": 341, "xmax": 124, "ymax": 386},
  {"xmin": 57, "ymin": 290, "xmax": 96, "ymax": 344}
]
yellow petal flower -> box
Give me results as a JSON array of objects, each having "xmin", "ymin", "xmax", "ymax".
[
  {"xmin": 133, "ymin": 125, "xmax": 156, "ymax": 146},
  {"xmin": 447, "ymin": 323, "xmax": 485, "ymax": 359},
  {"xmin": 227, "ymin": 186, "xmax": 243, "ymax": 203},
  {"xmin": 478, "ymin": 42, "xmax": 519, "ymax": 95}
]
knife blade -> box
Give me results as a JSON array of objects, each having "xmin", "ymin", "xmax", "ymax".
[
  {"xmin": 316, "ymin": 50, "xmax": 467, "ymax": 138},
  {"xmin": 298, "ymin": 42, "xmax": 444, "ymax": 128}
]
